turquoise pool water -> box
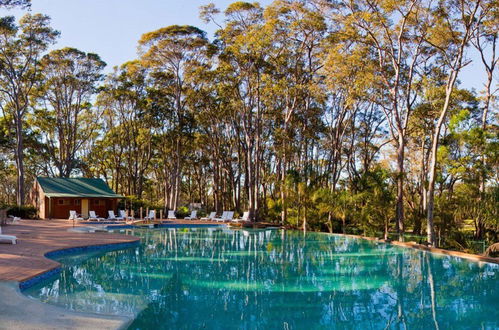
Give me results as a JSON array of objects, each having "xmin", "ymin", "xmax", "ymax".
[{"xmin": 24, "ymin": 228, "xmax": 498, "ymax": 329}]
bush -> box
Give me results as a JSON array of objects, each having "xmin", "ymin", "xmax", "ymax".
[
  {"xmin": 176, "ymin": 206, "xmax": 189, "ymax": 218},
  {"xmin": 4, "ymin": 205, "xmax": 38, "ymax": 219}
]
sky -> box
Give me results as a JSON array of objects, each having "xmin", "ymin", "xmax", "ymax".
[
  {"xmin": 2, "ymin": 0, "xmax": 273, "ymax": 70},
  {"xmin": 1, "ymin": 0, "xmax": 492, "ymax": 92}
]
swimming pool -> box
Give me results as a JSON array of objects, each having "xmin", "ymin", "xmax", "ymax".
[{"xmin": 24, "ymin": 228, "xmax": 499, "ymax": 329}]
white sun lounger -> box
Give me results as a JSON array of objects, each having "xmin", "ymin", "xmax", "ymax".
[
  {"xmin": 167, "ymin": 210, "xmax": 176, "ymax": 219},
  {"xmin": 108, "ymin": 210, "xmax": 124, "ymax": 221},
  {"xmin": 120, "ymin": 210, "xmax": 134, "ymax": 221},
  {"xmin": 89, "ymin": 210, "xmax": 105, "ymax": 221},
  {"xmin": 214, "ymin": 211, "xmax": 227, "ymax": 222},
  {"xmin": 8, "ymin": 215, "xmax": 20, "ymax": 223},
  {"xmin": 144, "ymin": 210, "xmax": 156, "ymax": 221},
  {"xmin": 185, "ymin": 210, "xmax": 197, "ymax": 220},
  {"xmin": 231, "ymin": 211, "xmax": 250, "ymax": 223},
  {"xmin": 69, "ymin": 210, "xmax": 83, "ymax": 221},
  {"xmin": 200, "ymin": 212, "xmax": 216, "ymax": 221},
  {"xmin": 215, "ymin": 211, "xmax": 234, "ymax": 222},
  {"xmin": 0, "ymin": 226, "xmax": 17, "ymax": 244}
]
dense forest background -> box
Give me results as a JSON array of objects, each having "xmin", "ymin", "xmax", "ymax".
[{"xmin": 0, "ymin": 0, "xmax": 497, "ymax": 251}]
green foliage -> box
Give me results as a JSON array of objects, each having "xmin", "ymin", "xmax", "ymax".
[
  {"xmin": 2, "ymin": 204, "xmax": 37, "ymax": 219},
  {"xmin": 176, "ymin": 206, "xmax": 190, "ymax": 218}
]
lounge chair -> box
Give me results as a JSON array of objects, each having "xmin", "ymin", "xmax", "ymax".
[
  {"xmin": 69, "ymin": 210, "xmax": 83, "ymax": 221},
  {"xmin": 214, "ymin": 211, "xmax": 227, "ymax": 222},
  {"xmin": 200, "ymin": 212, "xmax": 216, "ymax": 221},
  {"xmin": 89, "ymin": 211, "xmax": 105, "ymax": 221},
  {"xmin": 108, "ymin": 210, "xmax": 124, "ymax": 221},
  {"xmin": 215, "ymin": 211, "xmax": 234, "ymax": 222},
  {"xmin": 0, "ymin": 226, "xmax": 17, "ymax": 244},
  {"xmin": 120, "ymin": 210, "xmax": 134, "ymax": 221},
  {"xmin": 185, "ymin": 210, "xmax": 198, "ymax": 220},
  {"xmin": 167, "ymin": 211, "xmax": 176, "ymax": 220},
  {"xmin": 8, "ymin": 215, "xmax": 20, "ymax": 223},
  {"xmin": 231, "ymin": 211, "xmax": 250, "ymax": 223},
  {"xmin": 144, "ymin": 210, "xmax": 156, "ymax": 221}
]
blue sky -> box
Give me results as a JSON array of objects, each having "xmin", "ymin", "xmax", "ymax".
[
  {"xmin": 3, "ymin": 0, "xmax": 271, "ymax": 70},
  {"xmin": 1, "ymin": 0, "xmax": 491, "ymax": 92}
]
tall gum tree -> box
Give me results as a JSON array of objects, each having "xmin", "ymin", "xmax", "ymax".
[
  {"xmin": 263, "ymin": 0, "xmax": 326, "ymax": 225},
  {"xmin": 139, "ymin": 25, "xmax": 209, "ymax": 211},
  {"xmin": 35, "ymin": 47, "xmax": 106, "ymax": 177},
  {"xmin": 325, "ymin": 0, "xmax": 432, "ymax": 239},
  {"xmin": 425, "ymin": 0, "xmax": 483, "ymax": 246},
  {"xmin": 0, "ymin": 14, "xmax": 58, "ymax": 204}
]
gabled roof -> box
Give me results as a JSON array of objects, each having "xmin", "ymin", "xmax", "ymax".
[{"xmin": 37, "ymin": 177, "xmax": 123, "ymax": 198}]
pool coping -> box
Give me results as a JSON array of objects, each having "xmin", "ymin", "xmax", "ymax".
[
  {"xmin": 19, "ymin": 240, "xmax": 141, "ymax": 291},
  {"xmin": 336, "ymin": 233, "xmax": 499, "ymax": 265}
]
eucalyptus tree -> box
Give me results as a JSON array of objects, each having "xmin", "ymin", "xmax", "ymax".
[
  {"xmin": 94, "ymin": 61, "xmax": 153, "ymax": 197},
  {"xmin": 0, "ymin": 14, "xmax": 58, "ymax": 204},
  {"xmin": 0, "ymin": 0, "xmax": 30, "ymax": 8},
  {"xmin": 425, "ymin": 0, "xmax": 483, "ymax": 246},
  {"xmin": 471, "ymin": 0, "xmax": 498, "ymax": 199},
  {"xmin": 263, "ymin": 0, "xmax": 327, "ymax": 224},
  {"xmin": 34, "ymin": 47, "xmax": 106, "ymax": 177},
  {"xmin": 139, "ymin": 25, "xmax": 209, "ymax": 210},
  {"xmin": 325, "ymin": 0, "xmax": 433, "ymax": 239},
  {"xmin": 204, "ymin": 2, "xmax": 271, "ymax": 221}
]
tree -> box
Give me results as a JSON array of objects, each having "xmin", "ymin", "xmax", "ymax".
[
  {"xmin": 34, "ymin": 47, "xmax": 105, "ymax": 177},
  {"xmin": 0, "ymin": 14, "xmax": 58, "ymax": 204},
  {"xmin": 425, "ymin": 0, "xmax": 483, "ymax": 246},
  {"xmin": 139, "ymin": 25, "xmax": 209, "ymax": 210},
  {"xmin": 325, "ymin": 0, "xmax": 432, "ymax": 239},
  {"xmin": 0, "ymin": 0, "xmax": 30, "ymax": 9}
]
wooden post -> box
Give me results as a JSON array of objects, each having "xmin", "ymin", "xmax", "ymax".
[
  {"xmin": 160, "ymin": 209, "xmax": 163, "ymax": 221},
  {"xmin": 140, "ymin": 207, "xmax": 143, "ymax": 220}
]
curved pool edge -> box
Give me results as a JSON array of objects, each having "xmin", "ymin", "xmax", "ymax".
[
  {"xmin": 0, "ymin": 281, "xmax": 132, "ymax": 330},
  {"xmin": 333, "ymin": 232, "xmax": 499, "ymax": 265},
  {"xmin": 19, "ymin": 240, "xmax": 141, "ymax": 291}
]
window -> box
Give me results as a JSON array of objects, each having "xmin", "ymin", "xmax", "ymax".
[
  {"xmin": 75, "ymin": 199, "xmax": 81, "ymax": 205},
  {"xmin": 58, "ymin": 199, "xmax": 71, "ymax": 205}
]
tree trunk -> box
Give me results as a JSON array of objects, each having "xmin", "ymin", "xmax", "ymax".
[
  {"xmin": 396, "ymin": 135, "xmax": 405, "ymax": 240},
  {"xmin": 15, "ymin": 115, "xmax": 25, "ymax": 205}
]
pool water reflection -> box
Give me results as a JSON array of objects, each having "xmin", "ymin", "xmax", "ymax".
[{"xmin": 24, "ymin": 228, "xmax": 499, "ymax": 329}]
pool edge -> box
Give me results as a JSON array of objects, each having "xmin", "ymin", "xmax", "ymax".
[
  {"xmin": 19, "ymin": 240, "xmax": 141, "ymax": 291},
  {"xmin": 335, "ymin": 233, "xmax": 499, "ymax": 265}
]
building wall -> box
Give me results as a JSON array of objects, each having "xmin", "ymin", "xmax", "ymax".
[
  {"xmin": 50, "ymin": 198, "xmax": 82, "ymax": 219},
  {"xmin": 45, "ymin": 197, "xmax": 118, "ymax": 219}
]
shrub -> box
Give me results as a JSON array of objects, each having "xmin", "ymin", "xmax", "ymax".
[
  {"xmin": 4, "ymin": 205, "xmax": 38, "ymax": 219},
  {"xmin": 176, "ymin": 206, "xmax": 189, "ymax": 218}
]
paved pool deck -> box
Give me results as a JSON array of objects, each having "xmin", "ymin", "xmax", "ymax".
[{"xmin": 0, "ymin": 219, "xmax": 141, "ymax": 282}]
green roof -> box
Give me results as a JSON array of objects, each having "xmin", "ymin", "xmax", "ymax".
[{"xmin": 37, "ymin": 177, "xmax": 123, "ymax": 198}]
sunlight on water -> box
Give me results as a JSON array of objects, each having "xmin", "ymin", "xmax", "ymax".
[{"xmin": 24, "ymin": 228, "xmax": 499, "ymax": 329}]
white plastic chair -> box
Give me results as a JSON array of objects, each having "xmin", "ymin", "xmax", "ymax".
[
  {"xmin": 108, "ymin": 210, "xmax": 124, "ymax": 221},
  {"xmin": 69, "ymin": 210, "xmax": 83, "ymax": 221},
  {"xmin": 0, "ymin": 226, "xmax": 17, "ymax": 244},
  {"xmin": 200, "ymin": 212, "xmax": 216, "ymax": 221},
  {"xmin": 167, "ymin": 210, "xmax": 176, "ymax": 219},
  {"xmin": 144, "ymin": 210, "xmax": 156, "ymax": 220},
  {"xmin": 231, "ymin": 211, "xmax": 250, "ymax": 223},
  {"xmin": 89, "ymin": 211, "xmax": 105, "ymax": 221},
  {"xmin": 185, "ymin": 210, "xmax": 197, "ymax": 220}
]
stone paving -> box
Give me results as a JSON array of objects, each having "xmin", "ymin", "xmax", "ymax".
[{"xmin": 0, "ymin": 219, "xmax": 140, "ymax": 282}]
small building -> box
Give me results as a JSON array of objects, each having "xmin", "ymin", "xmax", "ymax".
[{"xmin": 31, "ymin": 177, "xmax": 123, "ymax": 219}]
